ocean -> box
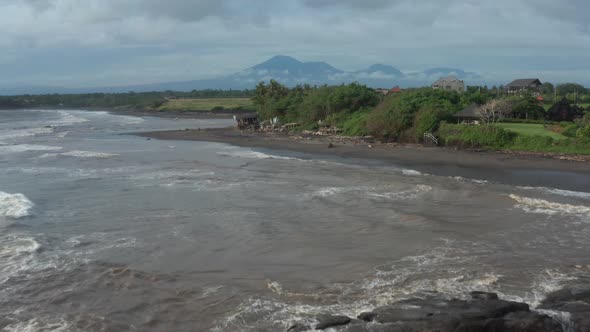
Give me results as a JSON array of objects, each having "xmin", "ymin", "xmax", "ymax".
[{"xmin": 0, "ymin": 109, "xmax": 589, "ymax": 331}]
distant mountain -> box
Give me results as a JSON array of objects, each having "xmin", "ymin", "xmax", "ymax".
[
  {"xmin": 359, "ymin": 64, "xmax": 404, "ymax": 78},
  {"xmin": 0, "ymin": 56, "xmax": 483, "ymax": 95},
  {"xmin": 419, "ymin": 67, "xmax": 482, "ymax": 80}
]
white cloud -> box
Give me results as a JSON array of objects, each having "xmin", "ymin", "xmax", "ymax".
[{"xmin": 0, "ymin": 0, "xmax": 589, "ymax": 87}]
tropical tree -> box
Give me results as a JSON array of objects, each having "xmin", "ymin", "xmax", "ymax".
[{"xmin": 478, "ymin": 99, "xmax": 512, "ymax": 125}]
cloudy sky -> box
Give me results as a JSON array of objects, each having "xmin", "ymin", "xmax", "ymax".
[{"xmin": 1, "ymin": 0, "xmax": 589, "ymax": 88}]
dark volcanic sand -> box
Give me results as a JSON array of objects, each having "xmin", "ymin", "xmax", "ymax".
[{"xmin": 139, "ymin": 127, "xmax": 590, "ymax": 192}]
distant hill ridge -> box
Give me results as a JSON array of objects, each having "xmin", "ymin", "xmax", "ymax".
[{"xmin": 0, "ymin": 55, "xmax": 482, "ymax": 95}]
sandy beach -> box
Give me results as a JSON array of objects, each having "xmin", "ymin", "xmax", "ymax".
[{"xmin": 139, "ymin": 126, "xmax": 590, "ymax": 191}]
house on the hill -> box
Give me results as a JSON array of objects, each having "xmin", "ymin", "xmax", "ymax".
[
  {"xmin": 375, "ymin": 86, "xmax": 403, "ymax": 96},
  {"xmin": 545, "ymin": 98, "xmax": 584, "ymax": 122},
  {"xmin": 506, "ymin": 79, "xmax": 543, "ymax": 95},
  {"xmin": 453, "ymin": 103, "xmax": 482, "ymax": 124},
  {"xmin": 431, "ymin": 76, "xmax": 465, "ymax": 93}
]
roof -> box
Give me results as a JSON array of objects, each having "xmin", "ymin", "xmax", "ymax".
[
  {"xmin": 506, "ymin": 79, "xmax": 542, "ymax": 88},
  {"xmin": 432, "ymin": 76, "xmax": 463, "ymax": 86},
  {"xmin": 235, "ymin": 113, "xmax": 258, "ymax": 120},
  {"xmin": 390, "ymin": 86, "xmax": 402, "ymax": 93},
  {"xmin": 453, "ymin": 103, "xmax": 481, "ymax": 118}
]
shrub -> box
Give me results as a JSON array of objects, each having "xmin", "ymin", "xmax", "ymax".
[
  {"xmin": 339, "ymin": 111, "xmax": 370, "ymax": 136},
  {"xmin": 562, "ymin": 124, "xmax": 579, "ymax": 138},
  {"xmin": 437, "ymin": 123, "xmax": 514, "ymax": 149},
  {"xmin": 577, "ymin": 126, "xmax": 590, "ymax": 139},
  {"xmin": 510, "ymin": 135, "xmax": 555, "ymax": 151},
  {"xmin": 414, "ymin": 106, "xmax": 445, "ymax": 140},
  {"xmin": 211, "ymin": 106, "xmax": 225, "ymax": 112}
]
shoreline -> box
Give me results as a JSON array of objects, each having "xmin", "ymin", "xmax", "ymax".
[
  {"xmin": 138, "ymin": 127, "xmax": 590, "ymax": 191},
  {"xmin": 0, "ymin": 106, "xmax": 239, "ymax": 119}
]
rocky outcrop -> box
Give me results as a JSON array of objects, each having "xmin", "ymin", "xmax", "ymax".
[
  {"xmin": 539, "ymin": 285, "xmax": 590, "ymax": 332},
  {"xmin": 289, "ymin": 291, "xmax": 563, "ymax": 332}
]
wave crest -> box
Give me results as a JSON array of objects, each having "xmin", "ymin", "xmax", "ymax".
[
  {"xmin": 0, "ymin": 192, "xmax": 34, "ymax": 219},
  {"xmin": 509, "ymin": 194, "xmax": 590, "ymax": 217}
]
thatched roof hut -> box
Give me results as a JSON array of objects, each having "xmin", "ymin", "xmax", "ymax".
[{"xmin": 546, "ymin": 98, "xmax": 583, "ymax": 122}]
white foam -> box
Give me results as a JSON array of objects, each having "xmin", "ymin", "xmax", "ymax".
[
  {"xmin": 310, "ymin": 187, "xmax": 350, "ymax": 198},
  {"xmin": 0, "ymin": 192, "xmax": 34, "ymax": 219},
  {"xmin": 452, "ymin": 176, "xmax": 488, "ymax": 184},
  {"xmin": 368, "ymin": 185, "xmax": 432, "ymax": 200},
  {"xmin": 1, "ymin": 317, "xmax": 72, "ymax": 332},
  {"xmin": 114, "ymin": 114, "xmax": 145, "ymax": 125},
  {"xmin": 0, "ymin": 127, "xmax": 54, "ymax": 140},
  {"xmin": 49, "ymin": 110, "xmax": 89, "ymax": 126},
  {"xmin": 402, "ymin": 169, "xmax": 424, "ymax": 176},
  {"xmin": 40, "ymin": 150, "xmax": 119, "ymax": 159},
  {"xmin": 509, "ymin": 194, "xmax": 590, "ymax": 217},
  {"xmin": 217, "ymin": 150, "xmax": 299, "ymax": 160},
  {"xmin": 0, "ymin": 235, "xmax": 41, "ymax": 257},
  {"xmin": 518, "ymin": 186, "xmax": 590, "ymax": 199},
  {"xmin": 0, "ymin": 144, "xmax": 62, "ymax": 154},
  {"xmin": 213, "ymin": 242, "xmax": 501, "ymax": 332},
  {"xmin": 0, "ymin": 234, "xmax": 43, "ymax": 284}
]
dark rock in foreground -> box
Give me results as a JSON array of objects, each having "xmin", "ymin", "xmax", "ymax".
[
  {"xmin": 315, "ymin": 315, "xmax": 352, "ymax": 329},
  {"xmin": 539, "ymin": 285, "xmax": 590, "ymax": 332},
  {"xmin": 290, "ymin": 291, "xmax": 563, "ymax": 332}
]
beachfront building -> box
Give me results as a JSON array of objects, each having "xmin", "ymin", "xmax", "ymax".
[
  {"xmin": 545, "ymin": 98, "xmax": 584, "ymax": 122},
  {"xmin": 505, "ymin": 79, "xmax": 543, "ymax": 95},
  {"xmin": 431, "ymin": 76, "xmax": 465, "ymax": 93},
  {"xmin": 453, "ymin": 103, "xmax": 482, "ymax": 124},
  {"xmin": 234, "ymin": 113, "xmax": 260, "ymax": 130}
]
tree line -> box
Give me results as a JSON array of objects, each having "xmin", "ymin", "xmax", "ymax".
[{"xmin": 0, "ymin": 89, "xmax": 255, "ymax": 109}]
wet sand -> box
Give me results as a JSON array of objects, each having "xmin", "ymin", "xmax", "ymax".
[{"xmin": 139, "ymin": 127, "xmax": 590, "ymax": 191}]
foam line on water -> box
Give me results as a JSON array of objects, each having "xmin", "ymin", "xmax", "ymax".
[
  {"xmin": 0, "ymin": 144, "xmax": 62, "ymax": 154},
  {"xmin": 217, "ymin": 149, "xmax": 300, "ymax": 160},
  {"xmin": 40, "ymin": 150, "xmax": 119, "ymax": 159},
  {"xmin": 0, "ymin": 127, "xmax": 54, "ymax": 140},
  {"xmin": 518, "ymin": 186, "xmax": 590, "ymax": 199},
  {"xmin": 509, "ymin": 194, "xmax": 590, "ymax": 217}
]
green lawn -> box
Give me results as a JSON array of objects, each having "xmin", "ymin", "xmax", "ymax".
[
  {"xmin": 157, "ymin": 98, "xmax": 255, "ymax": 112},
  {"xmin": 496, "ymin": 123, "xmax": 566, "ymax": 140}
]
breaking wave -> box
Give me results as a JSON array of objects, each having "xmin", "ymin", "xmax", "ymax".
[
  {"xmin": 40, "ymin": 150, "xmax": 119, "ymax": 159},
  {"xmin": 0, "ymin": 192, "xmax": 34, "ymax": 219},
  {"xmin": 509, "ymin": 194, "xmax": 590, "ymax": 217},
  {"xmin": 217, "ymin": 150, "xmax": 299, "ymax": 160},
  {"xmin": 401, "ymin": 169, "xmax": 425, "ymax": 176},
  {"xmin": 452, "ymin": 176, "xmax": 489, "ymax": 184},
  {"xmin": 46, "ymin": 110, "xmax": 90, "ymax": 126},
  {"xmin": 0, "ymin": 234, "xmax": 42, "ymax": 285},
  {"xmin": 368, "ymin": 185, "xmax": 432, "ymax": 200},
  {"xmin": 1, "ymin": 316, "xmax": 73, "ymax": 332},
  {"xmin": 212, "ymin": 241, "xmax": 502, "ymax": 331},
  {"xmin": 0, "ymin": 127, "xmax": 54, "ymax": 140},
  {"xmin": 518, "ymin": 186, "xmax": 590, "ymax": 199},
  {"xmin": 0, "ymin": 144, "xmax": 62, "ymax": 154},
  {"xmin": 309, "ymin": 187, "xmax": 356, "ymax": 198}
]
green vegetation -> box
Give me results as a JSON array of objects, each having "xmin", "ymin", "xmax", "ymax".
[
  {"xmin": 253, "ymin": 80, "xmax": 380, "ymax": 130},
  {"xmin": 251, "ymin": 80, "xmax": 590, "ymax": 155},
  {"xmin": 496, "ymin": 123, "xmax": 566, "ymax": 140},
  {"xmin": 439, "ymin": 121, "xmax": 590, "ymax": 154},
  {"xmin": 157, "ymin": 98, "xmax": 255, "ymax": 112},
  {"xmin": 0, "ymin": 90, "xmax": 254, "ymax": 110}
]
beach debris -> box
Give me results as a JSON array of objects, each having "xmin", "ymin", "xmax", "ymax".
[{"xmin": 328, "ymin": 143, "xmax": 334, "ymax": 148}]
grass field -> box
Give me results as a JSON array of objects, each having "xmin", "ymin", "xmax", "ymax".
[
  {"xmin": 158, "ymin": 98, "xmax": 255, "ymax": 112},
  {"xmin": 496, "ymin": 123, "xmax": 566, "ymax": 140}
]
